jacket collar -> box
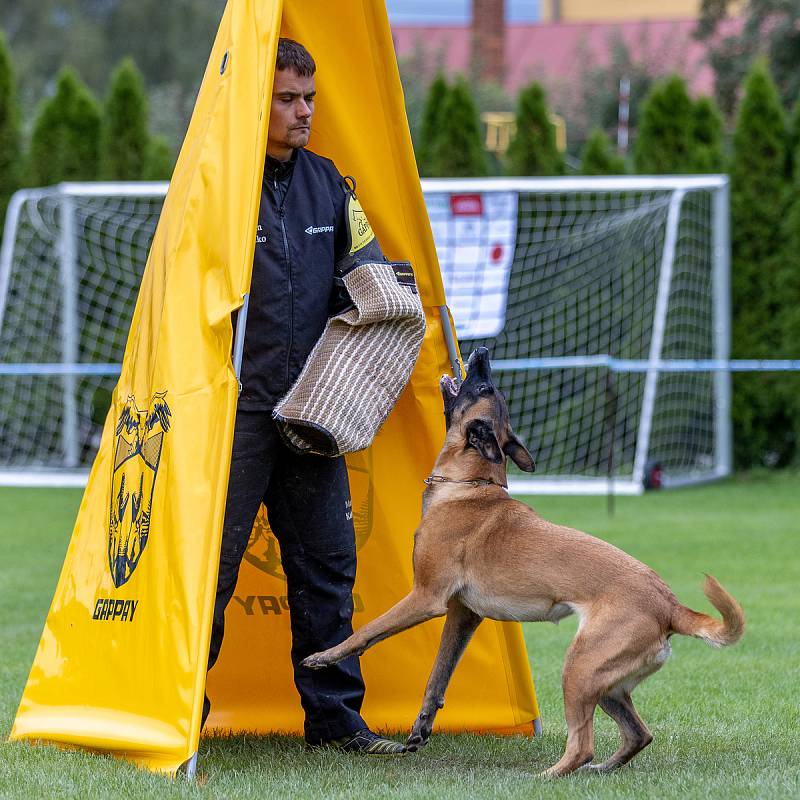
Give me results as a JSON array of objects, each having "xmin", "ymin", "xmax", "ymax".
[{"xmin": 265, "ymin": 147, "xmax": 300, "ymax": 183}]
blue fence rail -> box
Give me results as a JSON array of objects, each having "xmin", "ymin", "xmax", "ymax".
[{"xmin": 3, "ymin": 359, "xmax": 800, "ymax": 376}]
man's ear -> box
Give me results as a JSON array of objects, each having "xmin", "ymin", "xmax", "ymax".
[
  {"xmin": 503, "ymin": 430, "xmax": 536, "ymax": 472},
  {"xmin": 465, "ymin": 419, "xmax": 503, "ymax": 464}
]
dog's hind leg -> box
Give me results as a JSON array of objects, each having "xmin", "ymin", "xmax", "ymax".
[
  {"xmin": 406, "ymin": 599, "xmax": 483, "ymax": 752},
  {"xmin": 584, "ymin": 690, "xmax": 653, "ymax": 772},
  {"xmin": 544, "ymin": 616, "xmax": 666, "ymax": 777},
  {"xmin": 539, "ymin": 636, "xmax": 602, "ymax": 778},
  {"xmin": 302, "ymin": 589, "xmax": 448, "ymax": 669}
]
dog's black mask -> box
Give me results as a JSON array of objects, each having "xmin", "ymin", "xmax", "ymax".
[{"xmin": 440, "ymin": 348, "xmax": 535, "ymax": 472}]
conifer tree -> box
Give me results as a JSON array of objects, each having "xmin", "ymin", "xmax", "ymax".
[
  {"xmin": 780, "ymin": 138, "xmax": 800, "ymax": 462},
  {"xmin": 506, "ymin": 82, "xmax": 563, "ymax": 176},
  {"xmin": 579, "ymin": 129, "xmax": 626, "ymax": 175},
  {"xmin": 428, "ymin": 78, "xmax": 487, "ymax": 177},
  {"xmin": 28, "ymin": 68, "xmax": 101, "ymax": 185},
  {"xmin": 786, "ymin": 98, "xmax": 800, "ymax": 178},
  {"xmin": 634, "ymin": 75, "xmax": 694, "ymax": 174},
  {"xmin": 143, "ymin": 135, "xmax": 175, "ymax": 181},
  {"xmin": 0, "ymin": 32, "xmax": 22, "ymax": 225},
  {"xmin": 416, "ymin": 74, "xmax": 449, "ymax": 176},
  {"xmin": 729, "ymin": 59, "xmax": 792, "ymax": 466},
  {"xmin": 102, "ymin": 58, "xmax": 149, "ymax": 180},
  {"xmin": 689, "ymin": 96, "xmax": 724, "ymax": 173}
]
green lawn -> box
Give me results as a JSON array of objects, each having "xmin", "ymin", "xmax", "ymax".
[{"xmin": 1, "ymin": 473, "xmax": 798, "ymax": 799}]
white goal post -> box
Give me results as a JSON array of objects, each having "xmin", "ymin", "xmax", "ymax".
[
  {"xmin": 1, "ymin": 176, "xmax": 736, "ymax": 493},
  {"xmin": 0, "ymin": 183, "xmax": 168, "ymax": 486},
  {"xmin": 425, "ymin": 176, "xmax": 733, "ymax": 494}
]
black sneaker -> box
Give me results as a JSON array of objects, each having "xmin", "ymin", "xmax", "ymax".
[{"xmin": 312, "ymin": 727, "xmax": 405, "ymax": 755}]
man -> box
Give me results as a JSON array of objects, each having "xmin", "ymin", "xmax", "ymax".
[{"xmin": 203, "ymin": 38, "xmax": 404, "ymax": 755}]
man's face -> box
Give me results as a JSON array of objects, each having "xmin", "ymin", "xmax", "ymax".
[{"xmin": 267, "ymin": 68, "xmax": 315, "ymax": 158}]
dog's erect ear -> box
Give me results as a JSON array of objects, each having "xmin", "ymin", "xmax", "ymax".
[
  {"xmin": 465, "ymin": 419, "xmax": 503, "ymax": 463},
  {"xmin": 504, "ymin": 431, "xmax": 536, "ymax": 472}
]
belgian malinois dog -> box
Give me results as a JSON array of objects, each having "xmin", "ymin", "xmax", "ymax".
[{"xmin": 302, "ymin": 347, "xmax": 744, "ymax": 776}]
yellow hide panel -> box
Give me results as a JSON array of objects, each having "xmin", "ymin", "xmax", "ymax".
[{"xmin": 11, "ymin": 0, "xmax": 539, "ymax": 773}]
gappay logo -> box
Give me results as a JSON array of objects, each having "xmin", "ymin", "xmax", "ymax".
[
  {"xmin": 347, "ymin": 196, "xmax": 375, "ymax": 255},
  {"xmin": 106, "ymin": 392, "xmax": 171, "ymax": 590}
]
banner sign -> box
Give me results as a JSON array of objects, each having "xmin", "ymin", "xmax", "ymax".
[{"xmin": 425, "ymin": 191, "xmax": 518, "ymax": 339}]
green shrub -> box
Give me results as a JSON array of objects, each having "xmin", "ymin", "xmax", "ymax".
[
  {"xmin": 579, "ymin": 128, "xmax": 626, "ymax": 175},
  {"xmin": 780, "ymin": 131, "xmax": 800, "ymax": 463},
  {"xmin": 142, "ymin": 135, "xmax": 175, "ymax": 181},
  {"xmin": 102, "ymin": 58, "xmax": 149, "ymax": 180},
  {"xmin": 427, "ymin": 77, "xmax": 487, "ymax": 177},
  {"xmin": 729, "ymin": 60, "xmax": 793, "ymax": 467},
  {"xmin": 634, "ymin": 74, "xmax": 694, "ymax": 174},
  {"xmin": 416, "ymin": 74, "xmax": 449, "ymax": 177},
  {"xmin": 0, "ymin": 32, "xmax": 22, "ymax": 225},
  {"xmin": 689, "ymin": 96, "xmax": 724, "ymax": 173},
  {"xmin": 28, "ymin": 67, "xmax": 101, "ymax": 185},
  {"xmin": 506, "ymin": 82, "xmax": 563, "ymax": 176},
  {"xmin": 786, "ymin": 97, "xmax": 800, "ymax": 178}
]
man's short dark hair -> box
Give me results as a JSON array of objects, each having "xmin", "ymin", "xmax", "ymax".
[{"xmin": 276, "ymin": 38, "xmax": 316, "ymax": 76}]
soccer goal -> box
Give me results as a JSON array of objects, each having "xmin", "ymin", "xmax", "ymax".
[
  {"xmin": 0, "ymin": 183, "xmax": 168, "ymax": 485},
  {"xmin": 1, "ymin": 177, "xmax": 731, "ymax": 493},
  {"xmin": 425, "ymin": 176, "xmax": 732, "ymax": 494}
]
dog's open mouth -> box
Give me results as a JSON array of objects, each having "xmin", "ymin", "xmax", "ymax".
[{"xmin": 440, "ymin": 375, "xmax": 459, "ymax": 397}]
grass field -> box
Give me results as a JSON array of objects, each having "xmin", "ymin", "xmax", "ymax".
[{"xmin": 1, "ymin": 472, "xmax": 798, "ymax": 799}]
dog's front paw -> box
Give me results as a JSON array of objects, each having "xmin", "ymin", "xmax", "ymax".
[
  {"xmin": 301, "ymin": 651, "xmax": 335, "ymax": 669},
  {"xmin": 404, "ymin": 732, "xmax": 429, "ymax": 753},
  {"xmin": 405, "ymin": 717, "xmax": 432, "ymax": 752}
]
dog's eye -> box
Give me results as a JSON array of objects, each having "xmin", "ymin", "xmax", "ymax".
[{"xmin": 478, "ymin": 384, "xmax": 494, "ymax": 396}]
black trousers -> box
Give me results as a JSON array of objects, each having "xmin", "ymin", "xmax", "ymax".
[{"xmin": 203, "ymin": 410, "xmax": 366, "ymax": 742}]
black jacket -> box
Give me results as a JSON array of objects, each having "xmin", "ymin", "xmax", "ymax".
[{"xmin": 238, "ymin": 147, "xmax": 349, "ymax": 410}]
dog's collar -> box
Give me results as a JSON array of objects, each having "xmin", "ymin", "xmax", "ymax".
[{"xmin": 424, "ymin": 474, "xmax": 508, "ymax": 490}]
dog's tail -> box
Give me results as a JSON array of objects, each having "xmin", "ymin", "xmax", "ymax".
[{"xmin": 670, "ymin": 574, "xmax": 744, "ymax": 648}]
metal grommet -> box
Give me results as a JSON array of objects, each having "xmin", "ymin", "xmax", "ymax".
[
  {"xmin": 220, "ymin": 50, "xmax": 230, "ymax": 75},
  {"xmin": 343, "ymin": 175, "xmax": 357, "ymax": 198}
]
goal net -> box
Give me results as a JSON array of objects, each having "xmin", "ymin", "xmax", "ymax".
[
  {"xmin": 424, "ymin": 177, "xmax": 732, "ymax": 494},
  {"xmin": 1, "ymin": 177, "xmax": 731, "ymax": 493},
  {"xmin": 0, "ymin": 184, "xmax": 167, "ymax": 485}
]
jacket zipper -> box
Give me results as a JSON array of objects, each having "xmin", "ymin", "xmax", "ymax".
[{"xmin": 277, "ymin": 185, "xmax": 292, "ymax": 392}]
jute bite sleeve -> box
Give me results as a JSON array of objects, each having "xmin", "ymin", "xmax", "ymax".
[{"xmin": 272, "ymin": 181, "xmax": 426, "ymax": 456}]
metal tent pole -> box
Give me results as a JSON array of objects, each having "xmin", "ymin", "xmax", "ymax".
[
  {"xmin": 58, "ymin": 190, "xmax": 80, "ymax": 468},
  {"xmin": 438, "ymin": 305, "xmax": 462, "ymax": 382}
]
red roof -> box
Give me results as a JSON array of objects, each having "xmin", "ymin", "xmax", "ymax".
[{"xmin": 391, "ymin": 18, "xmax": 743, "ymax": 97}]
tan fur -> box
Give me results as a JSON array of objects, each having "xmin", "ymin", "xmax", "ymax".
[
  {"xmin": 670, "ymin": 574, "xmax": 744, "ymax": 647},
  {"xmin": 302, "ymin": 354, "xmax": 744, "ymax": 777}
]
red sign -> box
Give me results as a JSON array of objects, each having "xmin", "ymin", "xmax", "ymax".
[{"xmin": 449, "ymin": 193, "xmax": 483, "ymax": 216}]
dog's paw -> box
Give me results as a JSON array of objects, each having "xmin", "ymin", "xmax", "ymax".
[
  {"xmin": 405, "ymin": 723, "xmax": 432, "ymax": 753},
  {"xmin": 580, "ymin": 760, "xmax": 620, "ymax": 774},
  {"xmin": 536, "ymin": 767, "xmax": 560, "ymax": 779},
  {"xmin": 301, "ymin": 652, "xmax": 333, "ymax": 670}
]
